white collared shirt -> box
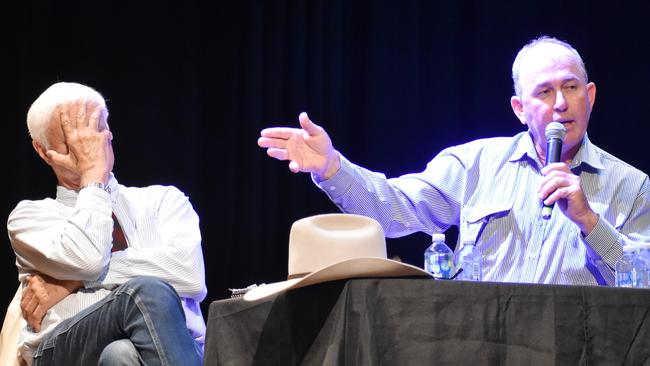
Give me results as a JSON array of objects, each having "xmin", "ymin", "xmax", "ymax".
[{"xmin": 8, "ymin": 175, "xmax": 207, "ymax": 362}]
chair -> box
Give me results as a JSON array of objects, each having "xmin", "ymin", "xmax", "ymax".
[{"xmin": 0, "ymin": 286, "xmax": 26, "ymax": 366}]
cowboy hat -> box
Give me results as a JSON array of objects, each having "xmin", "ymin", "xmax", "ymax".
[{"xmin": 244, "ymin": 213, "xmax": 433, "ymax": 301}]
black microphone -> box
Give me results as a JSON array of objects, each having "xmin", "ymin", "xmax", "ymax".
[{"xmin": 542, "ymin": 122, "xmax": 567, "ymax": 220}]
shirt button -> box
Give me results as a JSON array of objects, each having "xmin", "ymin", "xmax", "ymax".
[{"xmin": 329, "ymin": 186, "xmax": 336, "ymax": 191}]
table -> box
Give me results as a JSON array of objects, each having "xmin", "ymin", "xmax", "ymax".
[{"xmin": 204, "ymin": 278, "xmax": 650, "ymax": 365}]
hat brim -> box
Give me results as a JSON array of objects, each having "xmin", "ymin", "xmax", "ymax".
[{"xmin": 243, "ymin": 257, "xmax": 432, "ymax": 301}]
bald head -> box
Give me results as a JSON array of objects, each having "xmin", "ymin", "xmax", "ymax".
[{"xmin": 512, "ymin": 36, "xmax": 588, "ymax": 97}]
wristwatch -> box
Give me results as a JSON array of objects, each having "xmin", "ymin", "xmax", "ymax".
[{"xmin": 80, "ymin": 182, "xmax": 110, "ymax": 193}]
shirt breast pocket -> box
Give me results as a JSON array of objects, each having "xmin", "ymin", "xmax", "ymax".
[
  {"xmin": 135, "ymin": 216, "xmax": 162, "ymax": 248},
  {"xmin": 462, "ymin": 203, "xmax": 513, "ymax": 246}
]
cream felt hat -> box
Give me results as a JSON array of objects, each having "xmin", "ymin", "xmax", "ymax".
[{"xmin": 244, "ymin": 213, "xmax": 433, "ymax": 301}]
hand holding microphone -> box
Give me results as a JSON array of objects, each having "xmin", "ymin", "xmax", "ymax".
[
  {"xmin": 541, "ymin": 122, "xmax": 566, "ymax": 219},
  {"xmin": 538, "ymin": 122, "xmax": 598, "ymax": 234}
]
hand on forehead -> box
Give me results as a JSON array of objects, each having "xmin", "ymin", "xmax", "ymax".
[{"xmin": 54, "ymin": 99, "xmax": 106, "ymax": 130}]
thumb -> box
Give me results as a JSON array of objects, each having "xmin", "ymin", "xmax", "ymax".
[
  {"xmin": 298, "ymin": 112, "xmax": 323, "ymax": 136},
  {"xmin": 46, "ymin": 150, "xmax": 72, "ymax": 169},
  {"xmin": 288, "ymin": 160, "xmax": 301, "ymax": 173}
]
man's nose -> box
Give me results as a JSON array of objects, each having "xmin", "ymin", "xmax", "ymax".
[{"xmin": 554, "ymin": 91, "xmax": 568, "ymax": 112}]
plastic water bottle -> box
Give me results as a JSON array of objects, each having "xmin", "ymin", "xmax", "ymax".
[
  {"xmin": 424, "ymin": 233, "xmax": 455, "ymax": 279},
  {"xmin": 615, "ymin": 245, "xmax": 636, "ymax": 288},
  {"xmin": 632, "ymin": 244, "xmax": 648, "ymax": 288},
  {"xmin": 633, "ymin": 243, "xmax": 650, "ymax": 288},
  {"xmin": 455, "ymin": 239, "xmax": 482, "ymax": 281}
]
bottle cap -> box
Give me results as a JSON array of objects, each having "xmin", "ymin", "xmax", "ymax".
[{"xmin": 431, "ymin": 233, "xmax": 445, "ymax": 242}]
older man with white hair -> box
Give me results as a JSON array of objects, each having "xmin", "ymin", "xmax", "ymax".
[
  {"xmin": 258, "ymin": 36, "xmax": 650, "ymax": 286},
  {"xmin": 7, "ymin": 82, "xmax": 206, "ymax": 365}
]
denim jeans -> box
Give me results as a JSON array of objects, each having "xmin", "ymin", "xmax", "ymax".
[
  {"xmin": 32, "ymin": 277, "xmax": 202, "ymax": 366},
  {"xmin": 98, "ymin": 339, "xmax": 141, "ymax": 365}
]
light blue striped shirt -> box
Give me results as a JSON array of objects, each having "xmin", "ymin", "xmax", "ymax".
[{"xmin": 317, "ymin": 132, "xmax": 650, "ymax": 286}]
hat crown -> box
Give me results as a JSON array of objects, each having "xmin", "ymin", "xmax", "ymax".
[
  {"xmin": 288, "ymin": 214, "xmax": 387, "ymax": 277},
  {"xmin": 243, "ymin": 213, "xmax": 432, "ymax": 301}
]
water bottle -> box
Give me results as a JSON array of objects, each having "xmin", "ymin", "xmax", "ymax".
[
  {"xmin": 633, "ymin": 243, "xmax": 650, "ymax": 288},
  {"xmin": 632, "ymin": 244, "xmax": 648, "ymax": 288},
  {"xmin": 615, "ymin": 245, "xmax": 636, "ymax": 288},
  {"xmin": 455, "ymin": 239, "xmax": 482, "ymax": 281},
  {"xmin": 424, "ymin": 233, "xmax": 455, "ymax": 279}
]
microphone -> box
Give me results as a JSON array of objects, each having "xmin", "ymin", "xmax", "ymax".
[{"xmin": 542, "ymin": 122, "xmax": 567, "ymax": 219}]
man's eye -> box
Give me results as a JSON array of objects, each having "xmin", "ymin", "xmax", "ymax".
[{"xmin": 537, "ymin": 89, "xmax": 550, "ymax": 97}]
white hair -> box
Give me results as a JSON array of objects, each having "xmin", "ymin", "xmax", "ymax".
[
  {"xmin": 512, "ymin": 36, "xmax": 588, "ymax": 97},
  {"xmin": 27, "ymin": 82, "xmax": 109, "ymax": 149}
]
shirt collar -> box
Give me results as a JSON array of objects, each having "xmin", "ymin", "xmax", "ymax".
[
  {"xmin": 56, "ymin": 173, "xmax": 119, "ymax": 207},
  {"xmin": 569, "ymin": 134, "xmax": 605, "ymax": 170},
  {"xmin": 508, "ymin": 131, "xmax": 605, "ymax": 171},
  {"xmin": 508, "ymin": 131, "xmax": 540, "ymax": 165}
]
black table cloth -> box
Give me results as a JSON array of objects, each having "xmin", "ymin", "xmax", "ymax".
[{"xmin": 204, "ymin": 278, "xmax": 650, "ymax": 365}]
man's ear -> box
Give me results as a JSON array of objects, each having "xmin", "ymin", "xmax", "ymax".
[
  {"xmin": 586, "ymin": 82, "xmax": 596, "ymax": 112},
  {"xmin": 510, "ymin": 96, "xmax": 527, "ymax": 125},
  {"xmin": 32, "ymin": 140, "xmax": 52, "ymax": 166}
]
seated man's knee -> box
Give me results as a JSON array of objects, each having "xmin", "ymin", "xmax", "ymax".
[
  {"xmin": 98, "ymin": 339, "xmax": 141, "ymax": 366},
  {"xmin": 121, "ymin": 277, "xmax": 177, "ymax": 298},
  {"xmin": 119, "ymin": 277, "xmax": 183, "ymax": 314}
]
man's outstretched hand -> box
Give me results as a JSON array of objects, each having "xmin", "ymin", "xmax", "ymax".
[{"xmin": 258, "ymin": 112, "xmax": 340, "ymax": 181}]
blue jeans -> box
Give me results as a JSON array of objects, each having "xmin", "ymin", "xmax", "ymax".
[
  {"xmin": 98, "ymin": 339, "xmax": 141, "ymax": 365},
  {"xmin": 32, "ymin": 277, "xmax": 203, "ymax": 366}
]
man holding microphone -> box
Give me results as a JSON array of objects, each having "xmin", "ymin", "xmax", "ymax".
[{"xmin": 258, "ymin": 36, "xmax": 650, "ymax": 286}]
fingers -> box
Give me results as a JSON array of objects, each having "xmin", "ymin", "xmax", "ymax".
[
  {"xmin": 266, "ymin": 147, "xmax": 289, "ymax": 161},
  {"xmin": 542, "ymin": 186, "xmax": 573, "ymax": 206},
  {"xmin": 298, "ymin": 112, "xmax": 323, "ymax": 136},
  {"xmin": 259, "ymin": 112, "xmax": 322, "ymax": 141},
  {"xmin": 20, "ymin": 279, "xmax": 41, "ymax": 326},
  {"xmin": 265, "ymin": 148, "xmax": 302, "ymax": 173},
  {"xmin": 46, "ymin": 149, "xmax": 75, "ymax": 171},
  {"xmin": 60, "ymin": 99, "xmax": 104, "ymax": 133},
  {"xmin": 20, "ymin": 287, "xmax": 33, "ymax": 320},
  {"xmin": 59, "ymin": 106, "xmax": 75, "ymax": 139},
  {"xmin": 539, "ymin": 171, "xmax": 580, "ymax": 205},
  {"xmin": 74, "ymin": 99, "xmax": 87, "ymax": 128},
  {"xmin": 540, "ymin": 162, "xmax": 570, "ymax": 176},
  {"xmin": 260, "ymin": 127, "xmax": 301, "ymax": 140},
  {"xmin": 28, "ymin": 304, "xmax": 46, "ymax": 332},
  {"xmin": 288, "ymin": 160, "xmax": 301, "ymax": 173},
  {"xmin": 258, "ymin": 136, "xmax": 288, "ymax": 149},
  {"xmin": 538, "ymin": 163, "xmax": 572, "ymax": 197},
  {"xmin": 87, "ymin": 104, "xmax": 102, "ymax": 130},
  {"xmin": 264, "ymin": 147, "xmax": 302, "ymax": 173}
]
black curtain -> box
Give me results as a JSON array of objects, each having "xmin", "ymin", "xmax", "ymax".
[{"xmin": 5, "ymin": 0, "xmax": 650, "ymax": 320}]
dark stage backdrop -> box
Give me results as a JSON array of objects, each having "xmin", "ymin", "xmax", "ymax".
[{"xmin": 5, "ymin": 1, "xmax": 650, "ymax": 321}]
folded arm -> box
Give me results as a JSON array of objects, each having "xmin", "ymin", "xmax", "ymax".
[{"xmin": 100, "ymin": 186, "xmax": 206, "ymax": 300}]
